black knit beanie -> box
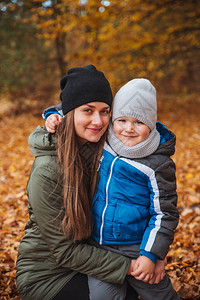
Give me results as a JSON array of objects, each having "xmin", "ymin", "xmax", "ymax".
[{"xmin": 60, "ymin": 65, "xmax": 113, "ymax": 115}]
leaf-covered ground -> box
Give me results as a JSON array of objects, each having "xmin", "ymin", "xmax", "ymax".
[{"xmin": 0, "ymin": 95, "xmax": 199, "ymax": 299}]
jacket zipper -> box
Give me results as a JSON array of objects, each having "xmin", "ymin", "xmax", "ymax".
[{"xmin": 99, "ymin": 156, "xmax": 119, "ymax": 245}]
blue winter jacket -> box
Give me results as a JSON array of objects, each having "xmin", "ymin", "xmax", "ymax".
[{"xmin": 91, "ymin": 122, "xmax": 179, "ymax": 262}]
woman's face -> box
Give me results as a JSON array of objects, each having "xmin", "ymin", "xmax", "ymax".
[{"xmin": 74, "ymin": 102, "xmax": 110, "ymax": 145}]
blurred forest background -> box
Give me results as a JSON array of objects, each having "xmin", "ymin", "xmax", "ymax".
[
  {"xmin": 0, "ymin": 0, "xmax": 200, "ymax": 299},
  {"xmin": 1, "ymin": 0, "xmax": 200, "ymax": 98}
]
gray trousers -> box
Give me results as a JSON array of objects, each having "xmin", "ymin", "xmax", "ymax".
[{"xmin": 88, "ymin": 241, "xmax": 180, "ymax": 300}]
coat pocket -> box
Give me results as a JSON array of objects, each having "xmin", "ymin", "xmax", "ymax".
[{"xmin": 113, "ymin": 201, "xmax": 148, "ymax": 241}]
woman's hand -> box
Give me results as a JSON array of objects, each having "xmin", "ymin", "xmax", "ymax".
[
  {"xmin": 45, "ymin": 114, "xmax": 62, "ymax": 133},
  {"xmin": 127, "ymin": 259, "xmax": 136, "ymax": 275},
  {"xmin": 129, "ymin": 257, "xmax": 167, "ymax": 284},
  {"xmin": 131, "ymin": 256, "xmax": 155, "ymax": 283}
]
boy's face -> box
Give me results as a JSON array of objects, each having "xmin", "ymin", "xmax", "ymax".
[{"xmin": 113, "ymin": 116, "xmax": 150, "ymax": 147}]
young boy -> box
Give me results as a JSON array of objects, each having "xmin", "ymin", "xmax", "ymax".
[{"xmin": 44, "ymin": 79, "xmax": 180, "ymax": 300}]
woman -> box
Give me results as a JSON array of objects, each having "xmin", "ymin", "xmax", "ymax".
[{"xmin": 16, "ymin": 65, "xmax": 140, "ymax": 300}]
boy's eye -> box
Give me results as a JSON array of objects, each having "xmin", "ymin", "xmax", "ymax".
[
  {"xmin": 118, "ymin": 119, "xmax": 126, "ymax": 122},
  {"xmin": 136, "ymin": 121, "xmax": 143, "ymax": 124}
]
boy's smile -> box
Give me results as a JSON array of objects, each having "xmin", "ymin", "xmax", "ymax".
[{"xmin": 113, "ymin": 116, "xmax": 150, "ymax": 147}]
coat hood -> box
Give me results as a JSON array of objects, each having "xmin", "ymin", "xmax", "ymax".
[
  {"xmin": 156, "ymin": 122, "xmax": 176, "ymax": 157},
  {"xmin": 28, "ymin": 126, "xmax": 57, "ymax": 158}
]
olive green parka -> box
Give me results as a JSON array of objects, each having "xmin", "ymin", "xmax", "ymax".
[{"xmin": 16, "ymin": 126, "xmax": 130, "ymax": 300}]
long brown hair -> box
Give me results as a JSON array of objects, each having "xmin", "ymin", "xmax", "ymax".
[{"xmin": 57, "ymin": 111, "xmax": 106, "ymax": 241}]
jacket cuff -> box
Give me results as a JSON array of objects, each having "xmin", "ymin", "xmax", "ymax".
[
  {"xmin": 43, "ymin": 109, "xmax": 62, "ymax": 121},
  {"xmin": 139, "ymin": 250, "xmax": 158, "ymax": 263}
]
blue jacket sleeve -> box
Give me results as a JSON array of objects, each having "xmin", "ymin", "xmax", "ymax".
[
  {"xmin": 140, "ymin": 158, "xmax": 179, "ymax": 262},
  {"xmin": 42, "ymin": 104, "xmax": 63, "ymax": 121}
]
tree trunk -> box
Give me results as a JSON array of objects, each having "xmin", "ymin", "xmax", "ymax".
[{"xmin": 55, "ymin": 33, "xmax": 67, "ymax": 77}]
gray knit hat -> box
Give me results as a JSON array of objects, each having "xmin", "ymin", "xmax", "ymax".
[
  {"xmin": 108, "ymin": 78, "xmax": 160, "ymax": 158},
  {"xmin": 112, "ymin": 78, "xmax": 157, "ymax": 130}
]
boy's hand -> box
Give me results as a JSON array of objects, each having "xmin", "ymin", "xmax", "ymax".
[
  {"xmin": 131, "ymin": 255, "xmax": 155, "ymax": 283},
  {"xmin": 45, "ymin": 114, "xmax": 62, "ymax": 133},
  {"xmin": 148, "ymin": 258, "xmax": 167, "ymax": 284}
]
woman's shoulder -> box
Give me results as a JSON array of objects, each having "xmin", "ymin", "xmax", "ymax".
[
  {"xmin": 30, "ymin": 155, "xmax": 59, "ymax": 184},
  {"xmin": 28, "ymin": 126, "xmax": 57, "ymax": 158}
]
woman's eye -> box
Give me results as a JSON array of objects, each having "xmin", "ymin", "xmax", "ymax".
[
  {"xmin": 84, "ymin": 109, "xmax": 92, "ymax": 113},
  {"xmin": 101, "ymin": 110, "xmax": 109, "ymax": 114}
]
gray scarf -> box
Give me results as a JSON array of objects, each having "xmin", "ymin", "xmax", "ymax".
[{"xmin": 107, "ymin": 122, "xmax": 160, "ymax": 159}]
